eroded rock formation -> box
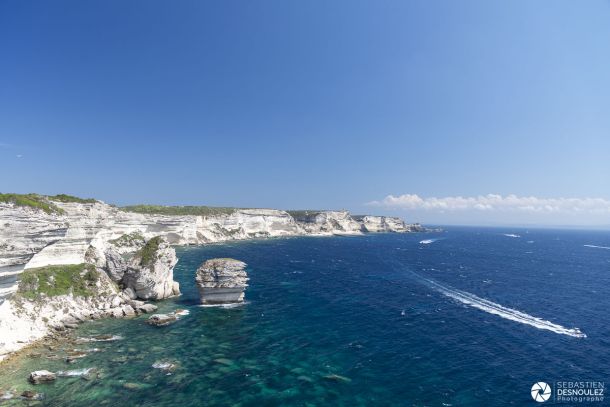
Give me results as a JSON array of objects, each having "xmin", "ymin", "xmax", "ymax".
[
  {"xmin": 122, "ymin": 236, "xmax": 180, "ymax": 300},
  {"xmin": 195, "ymin": 258, "xmax": 248, "ymax": 304},
  {"xmin": 0, "ymin": 196, "xmax": 424, "ymax": 360}
]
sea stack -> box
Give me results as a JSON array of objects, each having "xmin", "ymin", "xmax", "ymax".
[{"xmin": 195, "ymin": 258, "xmax": 249, "ymax": 305}]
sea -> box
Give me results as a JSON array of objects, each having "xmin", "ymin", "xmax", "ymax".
[{"xmin": 1, "ymin": 227, "xmax": 609, "ymax": 406}]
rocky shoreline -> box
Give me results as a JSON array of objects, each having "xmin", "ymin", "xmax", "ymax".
[{"xmin": 0, "ymin": 196, "xmax": 425, "ymax": 361}]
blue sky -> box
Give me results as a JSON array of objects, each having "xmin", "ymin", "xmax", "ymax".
[{"xmin": 1, "ymin": 1, "xmax": 609, "ymax": 226}]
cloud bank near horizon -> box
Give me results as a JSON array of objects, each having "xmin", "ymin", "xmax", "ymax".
[{"xmin": 367, "ymin": 194, "xmax": 610, "ymax": 215}]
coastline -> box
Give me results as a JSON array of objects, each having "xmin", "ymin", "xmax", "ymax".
[{"xmin": 0, "ymin": 196, "xmax": 427, "ymax": 362}]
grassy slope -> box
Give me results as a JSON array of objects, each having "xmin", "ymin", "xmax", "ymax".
[
  {"xmin": 136, "ymin": 236, "xmax": 162, "ymax": 266},
  {"xmin": 121, "ymin": 204, "xmax": 239, "ymax": 216},
  {"xmin": 0, "ymin": 193, "xmax": 64, "ymax": 214},
  {"xmin": 49, "ymin": 194, "xmax": 97, "ymax": 204},
  {"xmin": 17, "ymin": 264, "xmax": 100, "ymax": 299}
]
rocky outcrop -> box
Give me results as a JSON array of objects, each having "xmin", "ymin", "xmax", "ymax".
[
  {"xmin": 0, "ymin": 200, "xmax": 419, "ymax": 302},
  {"xmin": 122, "ymin": 236, "xmax": 180, "ymax": 300},
  {"xmin": 29, "ymin": 370, "xmax": 56, "ymax": 384},
  {"xmin": 195, "ymin": 258, "xmax": 248, "ymax": 304},
  {"xmin": 147, "ymin": 313, "xmax": 178, "ymax": 327},
  {"xmin": 0, "ymin": 196, "xmax": 423, "ymax": 360},
  {"xmin": 291, "ymin": 211, "xmax": 363, "ymax": 235},
  {"xmin": 356, "ymin": 215, "xmax": 424, "ymax": 232},
  {"xmin": 103, "ymin": 248, "xmax": 127, "ymax": 282},
  {"xmin": 0, "ymin": 260, "xmax": 160, "ymax": 361}
]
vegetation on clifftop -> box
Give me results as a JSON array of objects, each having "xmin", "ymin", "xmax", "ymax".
[
  {"xmin": 17, "ymin": 264, "xmax": 100, "ymax": 299},
  {"xmin": 110, "ymin": 231, "xmax": 146, "ymax": 248},
  {"xmin": 122, "ymin": 204, "xmax": 239, "ymax": 216},
  {"xmin": 136, "ymin": 236, "xmax": 163, "ymax": 266},
  {"xmin": 286, "ymin": 210, "xmax": 323, "ymax": 219},
  {"xmin": 49, "ymin": 194, "xmax": 97, "ymax": 204},
  {"xmin": 0, "ymin": 193, "xmax": 64, "ymax": 214}
]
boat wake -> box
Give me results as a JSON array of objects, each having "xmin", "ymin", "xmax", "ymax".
[
  {"xmin": 584, "ymin": 244, "xmax": 610, "ymax": 250},
  {"xmin": 420, "ymin": 238, "xmax": 442, "ymax": 245},
  {"xmin": 420, "ymin": 277, "xmax": 586, "ymax": 338}
]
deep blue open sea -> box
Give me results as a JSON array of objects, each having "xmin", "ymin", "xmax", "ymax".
[{"xmin": 2, "ymin": 227, "xmax": 610, "ymax": 406}]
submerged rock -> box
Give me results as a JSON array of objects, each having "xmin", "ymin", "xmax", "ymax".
[
  {"xmin": 322, "ymin": 374, "xmax": 352, "ymax": 383},
  {"xmin": 0, "ymin": 390, "xmax": 15, "ymax": 400},
  {"xmin": 146, "ymin": 313, "xmax": 177, "ymax": 327},
  {"xmin": 75, "ymin": 334, "xmax": 122, "ymax": 343},
  {"xmin": 29, "ymin": 370, "xmax": 56, "ymax": 384},
  {"xmin": 20, "ymin": 390, "xmax": 43, "ymax": 400},
  {"xmin": 66, "ymin": 350, "xmax": 89, "ymax": 363},
  {"xmin": 56, "ymin": 368, "xmax": 96, "ymax": 379},
  {"xmin": 195, "ymin": 258, "xmax": 249, "ymax": 305},
  {"xmin": 152, "ymin": 361, "xmax": 177, "ymax": 372}
]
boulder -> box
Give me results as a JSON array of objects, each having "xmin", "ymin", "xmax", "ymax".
[
  {"xmin": 61, "ymin": 316, "xmax": 79, "ymax": 329},
  {"xmin": 122, "ymin": 304, "xmax": 136, "ymax": 317},
  {"xmin": 104, "ymin": 248, "xmax": 127, "ymax": 282},
  {"xmin": 195, "ymin": 258, "xmax": 249, "ymax": 305},
  {"xmin": 122, "ymin": 236, "xmax": 180, "ymax": 300},
  {"xmin": 110, "ymin": 295, "xmax": 123, "ymax": 308},
  {"xmin": 172, "ymin": 281, "xmax": 180, "ymax": 296},
  {"xmin": 29, "ymin": 370, "xmax": 56, "ymax": 384},
  {"xmin": 20, "ymin": 390, "xmax": 42, "ymax": 400},
  {"xmin": 137, "ymin": 303, "xmax": 158, "ymax": 314},
  {"xmin": 123, "ymin": 287, "xmax": 137, "ymax": 300},
  {"xmin": 146, "ymin": 313, "xmax": 177, "ymax": 327}
]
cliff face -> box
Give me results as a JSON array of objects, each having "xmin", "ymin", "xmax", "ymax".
[
  {"xmin": 0, "ymin": 201, "xmax": 419, "ymax": 303},
  {"xmin": 358, "ymin": 215, "xmax": 425, "ymax": 233},
  {"xmin": 0, "ymin": 199, "xmax": 421, "ymax": 360}
]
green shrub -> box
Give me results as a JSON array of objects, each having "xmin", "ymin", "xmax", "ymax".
[
  {"xmin": 0, "ymin": 193, "xmax": 64, "ymax": 214},
  {"xmin": 121, "ymin": 204, "xmax": 239, "ymax": 216},
  {"xmin": 136, "ymin": 236, "xmax": 162, "ymax": 266},
  {"xmin": 286, "ymin": 210, "xmax": 322, "ymax": 220},
  {"xmin": 17, "ymin": 264, "xmax": 99, "ymax": 299},
  {"xmin": 110, "ymin": 231, "xmax": 146, "ymax": 247},
  {"xmin": 49, "ymin": 194, "xmax": 97, "ymax": 204}
]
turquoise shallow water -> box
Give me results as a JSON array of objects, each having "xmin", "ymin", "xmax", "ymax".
[{"xmin": 1, "ymin": 228, "xmax": 610, "ymax": 406}]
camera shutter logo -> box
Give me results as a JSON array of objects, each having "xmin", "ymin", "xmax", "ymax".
[{"xmin": 531, "ymin": 382, "xmax": 552, "ymax": 402}]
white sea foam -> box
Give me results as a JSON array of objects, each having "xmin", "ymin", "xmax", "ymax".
[
  {"xmin": 198, "ymin": 302, "xmax": 247, "ymax": 309},
  {"xmin": 503, "ymin": 234, "xmax": 521, "ymax": 238},
  {"xmin": 152, "ymin": 362, "xmax": 175, "ymax": 370},
  {"xmin": 419, "ymin": 239, "xmax": 435, "ymax": 244},
  {"xmin": 423, "ymin": 278, "xmax": 585, "ymax": 338},
  {"xmin": 75, "ymin": 335, "xmax": 123, "ymax": 343},
  {"xmin": 56, "ymin": 368, "xmax": 94, "ymax": 377},
  {"xmin": 174, "ymin": 309, "xmax": 190, "ymax": 316},
  {"xmin": 584, "ymin": 244, "xmax": 610, "ymax": 250}
]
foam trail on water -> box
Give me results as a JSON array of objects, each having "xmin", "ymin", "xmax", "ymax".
[
  {"xmin": 424, "ymin": 277, "xmax": 586, "ymax": 338},
  {"xmin": 420, "ymin": 238, "xmax": 444, "ymax": 245},
  {"xmin": 584, "ymin": 244, "xmax": 610, "ymax": 250}
]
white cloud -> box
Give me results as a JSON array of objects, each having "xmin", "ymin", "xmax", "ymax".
[{"xmin": 367, "ymin": 194, "xmax": 610, "ymax": 215}]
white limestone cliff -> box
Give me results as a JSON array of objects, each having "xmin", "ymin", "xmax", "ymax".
[
  {"xmin": 357, "ymin": 215, "xmax": 425, "ymax": 233},
  {"xmin": 195, "ymin": 258, "xmax": 249, "ymax": 304},
  {"xmin": 0, "ymin": 197, "xmax": 423, "ymax": 360}
]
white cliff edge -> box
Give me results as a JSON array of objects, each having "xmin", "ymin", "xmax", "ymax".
[{"xmin": 0, "ymin": 199, "xmax": 422, "ymax": 361}]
